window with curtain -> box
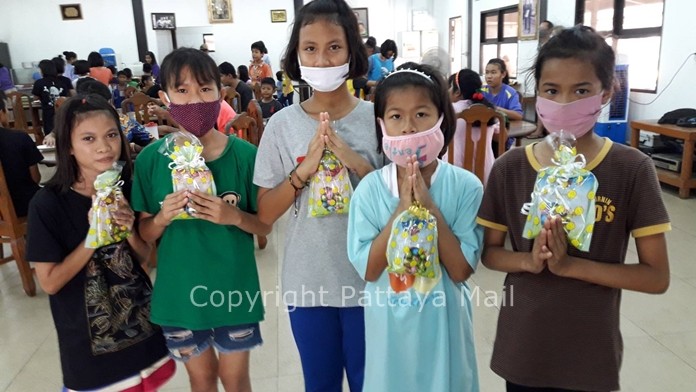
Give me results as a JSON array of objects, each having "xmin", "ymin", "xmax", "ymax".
[
  {"xmin": 480, "ymin": 6, "xmax": 519, "ymax": 78},
  {"xmin": 576, "ymin": 0, "xmax": 664, "ymax": 92}
]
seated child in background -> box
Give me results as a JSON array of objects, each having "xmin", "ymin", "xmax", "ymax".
[
  {"xmin": 140, "ymin": 75, "xmax": 162, "ymax": 99},
  {"xmin": 276, "ymin": 71, "xmax": 294, "ymax": 107},
  {"xmin": 259, "ymin": 77, "xmax": 283, "ymax": 121},
  {"xmin": 71, "ymin": 60, "xmax": 93, "ymax": 89},
  {"xmin": 275, "ymin": 71, "xmax": 283, "ymax": 99},
  {"xmin": 142, "ymin": 62, "xmax": 152, "ymax": 77},
  {"xmin": 113, "ymin": 70, "xmax": 129, "ymax": 108},
  {"xmin": 122, "ymin": 68, "xmax": 140, "ymax": 88}
]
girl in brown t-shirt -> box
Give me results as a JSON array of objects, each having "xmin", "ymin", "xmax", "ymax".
[{"xmin": 477, "ymin": 26, "xmax": 671, "ymax": 391}]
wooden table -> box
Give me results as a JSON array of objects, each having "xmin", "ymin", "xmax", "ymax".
[
  {"xmin": 508, "ymin": 120, "xmax": 537, "ymax": 146},
  {"xmin": 630, "ymin": 120, "xmax": 696, "ymax": 198}
]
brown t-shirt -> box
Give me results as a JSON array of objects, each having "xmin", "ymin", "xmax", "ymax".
[{"xmin": 477, "ymin": 140, "xmax": 671, "ymax": 391}]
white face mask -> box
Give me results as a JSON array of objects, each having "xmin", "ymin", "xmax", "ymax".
[{"xmin": 298, "ymin": 56, "xmax": 349, "ymax": 92}]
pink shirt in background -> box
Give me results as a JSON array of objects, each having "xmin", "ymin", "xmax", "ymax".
[{"xmin": 217, "ymin": 100, "xmax": 236, "ymax": 134}]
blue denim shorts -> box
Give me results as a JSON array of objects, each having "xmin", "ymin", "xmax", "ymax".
[{"xmin": 161, "ymin": 323, "xmax": 262, "ymax": 362}]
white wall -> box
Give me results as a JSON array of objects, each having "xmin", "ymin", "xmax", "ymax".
[
  {"xmin": 143, "ymin": 0, "xmax": 295, "ymax": 73},
  {"xmin": 627, "ymin": 0, "xmax": 696, "ymax": 121},
  {"xmin": 0, "ymin": 0, "xmax": 138, "ymax": 69}
]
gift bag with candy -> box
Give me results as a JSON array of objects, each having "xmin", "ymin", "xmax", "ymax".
[
  {"xmin": 307, "ymin": 149, "xmax": 353, "ymax": 217},
  {"xmin": 159, "ymin": 132, "xmax": 217, "ymax": 220},
  {"xmin": 521, "ymin": 132, "xmax": 598, "ymax": 251},
  {"xmin": 385, "ymin": 202, "xmax": 441, "ymax": 294},
  {"xmin": 85, "ymin": 163, "xmax": 131, "ymax": 249}
]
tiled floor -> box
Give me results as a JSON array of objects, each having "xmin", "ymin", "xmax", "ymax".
[{"xmin": 1, "ymin": 177, "xmax": 695, "ymax": 391}]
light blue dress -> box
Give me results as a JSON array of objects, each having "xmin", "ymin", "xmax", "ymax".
[{"xmin": 347, "ymin": 162, "xmax": 483, "ymax": 392}]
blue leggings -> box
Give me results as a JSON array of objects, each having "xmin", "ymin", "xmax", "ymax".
[{"xmin": 288, "ymin": 306, "xmax": 365, "ymax": 392}]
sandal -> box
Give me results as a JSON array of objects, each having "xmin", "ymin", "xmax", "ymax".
[{"xmin": 526, "ymin": 133, "xmax": 545, "ymax": 139}]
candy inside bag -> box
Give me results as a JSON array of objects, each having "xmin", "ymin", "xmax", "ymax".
[
  {"xmin": 159, "ymin": 131, "xmax": 217, "ymax": 220},
  {"xmin": 307, "ymin": 149, "xmax": 353, "ymax": 217},
  {"xmin": 521, "ymin": 131, "xmax": 598, "ymax": 251},
  {"xmin": 385, "ymin": 202, "xmax": 441, "ymax": 294},
  {"xmin": 86, "ymin": 163, "xmax": 131, "ymax": 249}
]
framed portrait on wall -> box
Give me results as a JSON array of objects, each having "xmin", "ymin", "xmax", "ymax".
[
  {"xmin": 151, "ymin": 13, "xmax": 176, "ymax": 30},
  {"xmin": 518, "ymin": 0, "xmax": 538, "ymax": 40},
  {"xmin": 208, "ymin": 0, "xmax": 233, "ymax": 23},
  {"xmin": 353, "ymin": 8, "xmax": 368, "ymax": 38},
  {"xmin": 60, "ymin": 4, "xmax": 82, "ymax": 21},
  {"xmin": 270, "ymin": 9, "xmax": 287, "ymax": 23}
]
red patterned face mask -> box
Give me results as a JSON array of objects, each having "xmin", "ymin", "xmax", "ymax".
[{"xmin": 168, "ymin": 100, "xmax": 221, "ymax": 137}]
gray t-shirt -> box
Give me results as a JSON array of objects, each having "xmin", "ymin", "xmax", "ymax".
[{"xmin": 254, "ymin": 100, "xmax": 384, "ymax": 307}]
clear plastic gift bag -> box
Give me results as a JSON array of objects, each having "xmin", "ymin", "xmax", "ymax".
[
  {"xmin": 521, "ymin": 132, "xmax": 599, "ymax": 251},
  {"xmin": 159, "ymin": 131, "xmax": 217, "ymax": 220},
  {"xmin": 385, "ymin": 202, "xmax": 441, "ymax": 294},
  {"xmin": 307, "ymin": 149, "xmax": 353, "ymax": 217},
  {"xmin": 86, "ymin": 163, "xmax": 131, "ymax": 249}
]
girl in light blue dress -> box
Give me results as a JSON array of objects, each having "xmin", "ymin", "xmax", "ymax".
[{"xmin": 347, "ymin": 63, "xmax": 483, "ymax": 392}]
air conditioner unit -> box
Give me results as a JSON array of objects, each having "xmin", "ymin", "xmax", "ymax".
[{"xmin": 595, "ymin": 63, "xmax": 629, "ymax": 143}]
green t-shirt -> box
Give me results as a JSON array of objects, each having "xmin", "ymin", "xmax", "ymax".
[{"xmin": 131, "ymin": 136, "xmax": 264, "ymax": 329}]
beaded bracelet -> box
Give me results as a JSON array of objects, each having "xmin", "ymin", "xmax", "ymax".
[{"xmin": 288, "ymin": 166, "xmax": 310, "ymax": 217}]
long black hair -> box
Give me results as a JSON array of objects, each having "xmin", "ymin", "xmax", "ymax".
[
  {"xmin": 87, "ymin": 52, "xmax": 105, "ymax": 68},
  {"xmin": 45, "ymin": 94, "xmax": 131, "ymax": 193},
  {"xmin": 486, "ymin": 58, "xmax": 510, "ymax": 85},
  {"xmin": 281, "ymin": 0, "xmax": 368, "ymax": 81},
  {"xmin": 373, "ymin": 63, "xmax": 456, "ymax": 157},
  {"xmin": 145, "ymin": 51, "xmax": 158, "ymax": 65},
  {"xmin": 452, "ymin": 68, "xmax": 496, "ymax": 126}
]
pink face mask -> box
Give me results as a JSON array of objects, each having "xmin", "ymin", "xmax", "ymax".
[
  {"xmin": 380, "ymin": 115, "xmax": 445, "ymax": 168},
  {"xmin": 536, "ymin": 93, "xmax": 604, "ymax": 138}
]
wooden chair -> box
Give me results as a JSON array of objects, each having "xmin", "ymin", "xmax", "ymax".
[
  {"xmin": 246, "ymin": 100, "xmax": 264, "ymax": 145},
  {"xmin": 0, "ymin": 107, "xmax": 8, "ymax": 128},
  {"xmin": 252, "ymin": 83, "xmax": 262, "ymax": 101},
  {"xmin": 54, "ymin": 96, "xmax": 67, "ymax": 109},
  {"xmin": 0, "ymin": 161, "xmax": 36, "ymax": 296},
  {"xmin": 226, "ymin": 113, "xmax": 257, "ymax": 143},
  {"xmin": 121, "ymin": 92, "xmax": 159, "ymax": 124},
  {"xmin": 6, "ymin": 92, "xmax": 44, "ymax": 144},
  {"xmin": 446, "ymin": 104, "xmax": 507, "ymax": 183},
  {"xmin": 224, "ymin": 111, "xmax": 267, "ymax": 249},
  {"xmin": 224, "ymin": 88, "xmax": 242, "ymax": 113}
]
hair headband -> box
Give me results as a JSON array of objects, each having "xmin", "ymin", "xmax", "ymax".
[{"xmin": 384, "ymin": 68, "xmax": 433, "ymax": 83}]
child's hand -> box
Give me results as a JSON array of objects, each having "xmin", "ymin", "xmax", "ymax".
[
  {"xmin": 397, "ymin": 156, "xmax": 414, "ymax": 212},
  {"xmin": 154, "ymin": 190, "xmax": 188, "ymax": 227},
  {"xmin": 411, "ymin": 158, "xmax": 436, "ymax": 212},
  {"xmin": 296, "ymin": 112, "xmax": 329, "ymax": 181},
  {"xmin": 112, "ymin": 199, "xmax": 136, "ymax": 232},
  {"xmin": 527, "ymin": 228, "xmax": 550, "ymax": 274},
  {"xmin": 544, "ymin": 216, "xmax": 571, "ymax": 276},
  {"xmin": 322, "ymin": 117, "xmax": 369, "ymax": 173},
  {"xmin": 188, "ymin": 191, "xmax": 241, "ymax": 226}
]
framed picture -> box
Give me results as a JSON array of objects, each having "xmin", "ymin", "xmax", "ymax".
[
  {"xmin": 353, "ymin": 8, "xmax": 368, "ymax": 38},
  {"xmin": 151, "ymin": 13, "xmax": 176, "ymax": 30},
  {"xmin": 270, "ymin": 9, "xmax": 287, "ymax": 23},
  {"xmin": 518, "ymin": 0, "xmax": 538, "ymax": 40},
  {"xmin": 208, "ymin": 0, "xmax": 233, "ymax": 24},
  {"xmin": 60, "ymin": 4, "xmax": 82, "ymax": 21}
]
